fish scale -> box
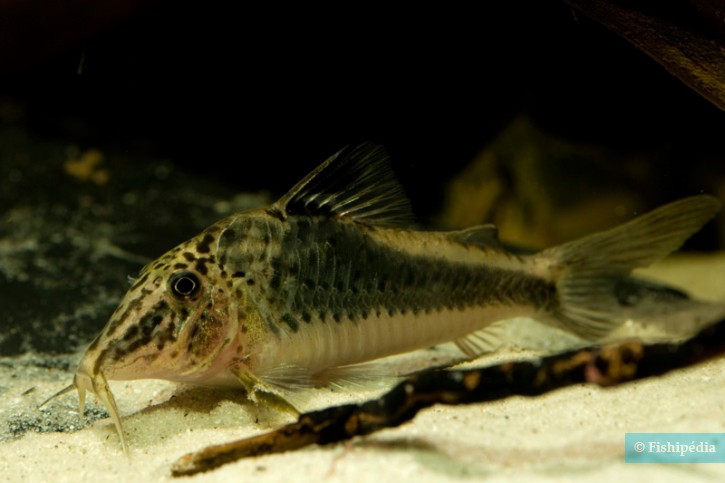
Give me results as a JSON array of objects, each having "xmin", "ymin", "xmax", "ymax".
[
  {"xmin": 239, "ymin": 215, "xmax": 560, "ymax": 377},
  {"xmin": 40, "ymin": 143, "xmax": 721, "ymax": 455},
  {"xmin": 263, "ymin": 216, "xmax": 557, "ymax": 330}
]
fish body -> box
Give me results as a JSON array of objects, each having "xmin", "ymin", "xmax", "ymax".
[{"xmin": 44, "ymin": 144, "xmax": 721, "ymax": 452}]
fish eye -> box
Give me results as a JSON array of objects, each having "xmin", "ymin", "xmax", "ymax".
[{"xmin": 169, "ymin": 271, "xmax": 201, "ymax": 299}]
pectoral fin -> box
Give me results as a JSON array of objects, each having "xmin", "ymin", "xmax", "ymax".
[{"xmin": 230, "ymin": 367, "xmax": 301, "ymax": 416}]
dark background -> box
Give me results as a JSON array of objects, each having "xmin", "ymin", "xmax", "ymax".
[{"xmin": 2, "ymin": 1, "xmax": 723, "ymax": 216}]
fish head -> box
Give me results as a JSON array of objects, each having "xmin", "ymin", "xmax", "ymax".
[
  {"xmin": 81, "ymin": 225, "xmax": 242, "ymax": 385},
  {"xmin": 52, "ymin": 224, "xmax": 245, "ymax": 452}
]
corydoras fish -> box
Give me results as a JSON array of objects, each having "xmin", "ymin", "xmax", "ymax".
[{"xmin": 43, "ymin": 144, "xmax": 721, "ymax": 453}]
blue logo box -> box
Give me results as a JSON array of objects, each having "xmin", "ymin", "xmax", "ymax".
[{"xmin": 625, "ymin": 433, "xmax": 725, "ymax": 463}]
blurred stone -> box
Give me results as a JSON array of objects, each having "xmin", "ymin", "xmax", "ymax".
[{"xmin": 440, "ymin": 116, "xmax": 722, "ymax": 249}]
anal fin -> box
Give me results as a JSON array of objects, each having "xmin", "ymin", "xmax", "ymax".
[{"xmin": 453, "ymin": 320, "xmax": 509, "ymax": 358}]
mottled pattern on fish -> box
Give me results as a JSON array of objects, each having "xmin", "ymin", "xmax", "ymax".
[
  {"xmin": 224, "ymin": 215, "xmax": 551, "ymax": 326},
  {"xmin": 41, "ymin": 143, "xmax": 722, "ymax": 454},
  {"xmin": 218, "ymin": 213, "xmax": 558, "ymax": 373}
]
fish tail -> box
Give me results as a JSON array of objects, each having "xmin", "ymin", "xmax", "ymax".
[{"xmin": 537, "ymin": 195, "xmax": 721, "ymax": 339}]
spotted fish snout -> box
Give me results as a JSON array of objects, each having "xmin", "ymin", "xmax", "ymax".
[
  {"xmin": 39, "ymin": 223, "xmax": 245, "ymax": 452},
  {"xmin": 73, "ymin": 365, "xmax": 129, "ymax": 454},
  {"xmin": 39, "ymin": 355, "xmax": 129, "ymax": 455}
]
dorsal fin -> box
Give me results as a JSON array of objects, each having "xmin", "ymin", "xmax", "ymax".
[{"xmin": 274, "ymin": 143, "xmax": 415, "ymax": 227}]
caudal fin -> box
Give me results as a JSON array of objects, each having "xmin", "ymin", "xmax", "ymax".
[{"xmin": 538, "ymin": 195, "xmax": 721, "ymax": 339}]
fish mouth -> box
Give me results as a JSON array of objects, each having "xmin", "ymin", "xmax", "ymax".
[{"xmin": 40, "ymin": 368, "xmax": 128, "ymax": 456}]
